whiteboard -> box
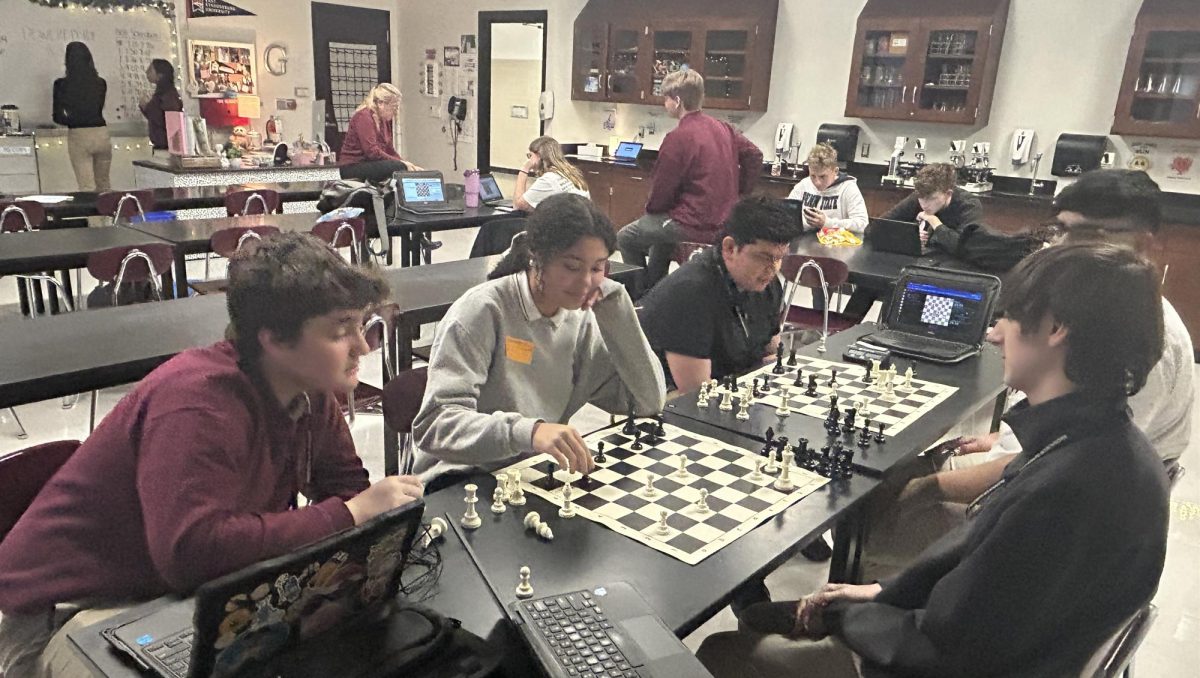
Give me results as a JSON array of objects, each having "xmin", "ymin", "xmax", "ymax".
[{"xmin": 0, "ymin": 1, "xmax": 177, "ymax": 126}]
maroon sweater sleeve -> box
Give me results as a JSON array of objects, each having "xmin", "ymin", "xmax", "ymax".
[
  {"xmin": 645, "ymin": 130, "xmax": 688, "ymax": 214},
  {"xmin": 348, "ymin": 111, "xmax": 403, "ymax": 162},
  {"xmin": 732, "ymin": 125, "xmax": 763, "ymax": 195},
  {"xmin": 136, "ymin": 402, "xmax": 357, "ymax": 592},
  {"xmin": 306, "ymin": 392, "xmax": 371, "ymax": 503}
]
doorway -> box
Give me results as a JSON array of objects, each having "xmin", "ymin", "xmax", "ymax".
[
  {"xmin": 311, "ymin": 2, "xmax": 392, "ymax": 152},
  {"xmin": 478, "ymin": 11, "xmax": 547, "ymax": 174}
]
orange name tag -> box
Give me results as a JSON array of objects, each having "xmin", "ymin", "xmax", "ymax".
[{"xmin": 505, "ymin": 336, "xmax": 534, "ymax": 365}]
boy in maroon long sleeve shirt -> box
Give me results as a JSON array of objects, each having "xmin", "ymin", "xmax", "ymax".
[
  {"xmin": 0, "ymin": 233, "xmax": 424, "ymax": 678},
  {"xmin": 617, "ymin": 70, "xmax": 763, "ymax": 292}
]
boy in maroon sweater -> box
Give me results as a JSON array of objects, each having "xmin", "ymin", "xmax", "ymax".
[
  {"xmin": 0, "ymin": 233, "xmax": 423, "ymax": 678},
  {"xmin": 617, "ymin": 69, "xmax": 763, "ymax": 292}
]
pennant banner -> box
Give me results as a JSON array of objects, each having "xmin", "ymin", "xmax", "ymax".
[{"xmin": 187, "ymin": 0, "xmax": 254, "ymax": 18}]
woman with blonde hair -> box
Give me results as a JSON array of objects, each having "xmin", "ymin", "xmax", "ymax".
[
  {"xmin": 513, "ymin": 136, "xmax": 590, "ymax": 212},
  {"xmin": 339, "ymin": 83, "xmax": 423, "ymax": 181}
]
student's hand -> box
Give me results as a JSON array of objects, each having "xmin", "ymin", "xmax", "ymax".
[
  {"xmin": 917, "ymin": 212, "xmax": 943, "ymax": 229},
  {"xmin": 580, "ymin": 286, "xmax": 606, "ymax": 312},
  {"xmin": 796, "ymin": 582, "xmax": 882, "ymax": 635},
  {"xmin": 345, "ymin": 476, "xmax": 424, "ymax": 525},
  {"xmin": 803, "ymin": 207, "xmax": 827, "ymax": 230},
  {"xmin": 532, "ymin": 422, "xmax": 595, "ymax": 475},
  {"xmin": 521, "ymin": 157, "xmax": 538, "ymax": 174},
  {"xmin": 955, "ymin": 431, "xmax": 999, "ymax": 455},
  {"xmin": 762, "ymin": 334, "xmax": 782, "ymax": 362},
  {"xmin": 404, "ymin": 161, "xmax": 425, "ymax": 171}
]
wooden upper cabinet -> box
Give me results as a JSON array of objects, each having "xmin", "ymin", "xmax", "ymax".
[
  {"xmin": 571, "ymin": 0, "xmax": 778, "ymax": 111},
  {"xmin": 1112, "ymin": 0, "xmax": 1200, "ymax": 139},
  {"xmin": 844, "ymin": 0, "xmax": 1010, "ymax": 126}
]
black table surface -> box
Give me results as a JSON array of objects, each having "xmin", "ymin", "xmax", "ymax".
[
  {"xmin": 389, "ymin": 205, "xmax": 515, "ymax": 234},
  {"xmin": 790, "ymin": 233, "xmax": 987, "ymax": 291},
  {"xmin": 0, "ymin": 227, "xmax": 172, "ymax": 276},
  {"xmin": 665, "ymin": 324, "xmax": 1006, "ymax": 476},
  {"xmin": 118, "ymin": 212, "xmax": 325, "ymax": 252},
  {"xmin": 423, "ymin": 417, "xmax": 879, "ymax": 639}
]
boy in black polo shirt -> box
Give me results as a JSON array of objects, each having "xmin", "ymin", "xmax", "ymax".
[{"xmin": 638, "ymin": 196, "xmax": 798, "ymax": 392}]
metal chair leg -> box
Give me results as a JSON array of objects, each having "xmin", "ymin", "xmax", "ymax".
[
  {"xmin": 6, "ymin": 407, "xmax": 28, "ymax": 439},
  {"xmin": 89, "ymin": 390, "xmax": 99, "ymax": 432},
  {"xmin": 347, "ymin": 389, "xmax": 356, "ymax": 424}
]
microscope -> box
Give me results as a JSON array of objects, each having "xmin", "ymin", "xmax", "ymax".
[
  {"xmin": 881, "ymin": 136, "xmax": 925, "ymax": 188},
  {"xmin": 948, "ymin": 140, "xmax": 967, "ymax": 169},
  {"xmin": 959, "ymin": 142, "xmax": 994, "ymax": 193}
]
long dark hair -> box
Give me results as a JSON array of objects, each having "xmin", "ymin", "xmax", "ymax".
[
  {"xmin": 64, "ymin": 42, "xmax": 100, "ymax": 82},
  {"xmin": 149, "ymin": 59, "xmax": 178, "ymax": 98},
  {"xmin": 489, "ymin": 194, "xmax": 616, "ymax": 280}
]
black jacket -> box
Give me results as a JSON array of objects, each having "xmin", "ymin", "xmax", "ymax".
[
  {"xmin": 828, "ymin": 392, "xmax": 1169, "ymax": 678},
  {"xmin": 883, "ymin": 188, "xmax": 984, "ymax": 255},
  {"xmin": 52, "ymin": 77, "xmax": 107, "ymax": 128}
]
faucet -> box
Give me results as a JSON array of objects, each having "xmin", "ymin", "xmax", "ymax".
[{"xmin": 1029, "ymin": 152, "xmax": 1045, "ymax": 196}]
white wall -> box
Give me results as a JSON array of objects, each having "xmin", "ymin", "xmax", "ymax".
[{"xmin": 394, "ymin": 0, "xmax": 1200, "ymax": 196}]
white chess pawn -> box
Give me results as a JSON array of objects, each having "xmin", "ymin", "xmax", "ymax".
[
  {"xmin": 655, "ymin": 510, "xmax": 671, "ymax": 536},
  {"xmin": 870, "ymin": 359, "xmax": 882, "ymax": 388},
  {"xmin": 902, "ymin": 366, "xmax": 915, "ymax": 391},
  {"xmin": 422, "ymin": 516, "xmax": 448, "ymax": 549},
  {"xmin": 696, "ymin": 382, "xmax": 710, "ymax": 407},
  {"xmin": 677, "ymin": 454, "xmax": 689, "ymax": 478},
  {"xmin": 491, "ymin": 486, "xmax": 507, "ymax": 514},
  {"xmin": 642, "ymin": 472, "xmax": 658, "ymax": 498},
  {"xmin": 882, "ymin": 372, "xmax": 897, "ymax": 401},
  {"xmin": 773, "ymin": 449, "xmax": 795, "ymax": 492},
  {"xmin": 461, "ymin": 484, "xmax": 482, "ymax": 529},
  {"xmin": 719, "ymin": 388, "xmax": 734, "ymax": 411},
  {"xmin": 736, "ymin": 391, "xmax": 751, "ymax": 420},
  {"xmin": 536, "ymin": 522, "xmax": 554, "ymax": 540},
  {"xmin": 507, "ymin": 471, "xmax": 526, "ymax": 506},
  {"xmin": 696, "ymin": 488, "xmax": 710, "ymax": 513},
  {"xmin": 559, "ymin": 483, "xmax": 576, "ymax": 518},
  {"xmin": 775, "ymin": 385, "xmax": 791, "ymax": 417},
  {"xmin": 765, "ymin": 445, "xmax": 779, "ymax": 474},
  {"xmin": 515, "ymin": 565, "xmax": 534, "ymax": 599},
  {"xmin": 752, "ymin": 458, "xmax": 765, "ymax": 481}
]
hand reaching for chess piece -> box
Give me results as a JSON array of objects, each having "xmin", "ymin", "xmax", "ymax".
[{"xmin": 532, "ymin": 422, "xmax": 595, "ymax": 475}]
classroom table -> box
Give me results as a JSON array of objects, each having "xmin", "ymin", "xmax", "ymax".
[
  {"xmin": 389, "ymin": 206, "xmax": 517, "ymax": 267},
  {"xmin": 789, "ymin": 233, "xmax": 987, "ymax": 293}
]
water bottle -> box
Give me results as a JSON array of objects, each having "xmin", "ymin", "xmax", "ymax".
[{"xmin": 464, "ymin": 169, "xmax": 480, "ymax": 208}]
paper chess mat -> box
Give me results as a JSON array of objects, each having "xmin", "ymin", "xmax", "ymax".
[
  {"xmin": 494, "ymin": 419, "xmax": 828, "ymax": 565},
  {"xmin": 713, "ymin": 354, "xmax": 958, "ymax": 437}
]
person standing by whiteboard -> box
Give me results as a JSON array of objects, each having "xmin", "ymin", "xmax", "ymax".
[
  {"xmin": 53, "ymin": 42, "xmax": 111, "ymax": 192},
  {"xmin": 139, "ymin": 59, "xmax": 183, "ymax": 154}
]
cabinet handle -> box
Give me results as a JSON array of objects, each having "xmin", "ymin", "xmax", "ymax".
[
  {"xmin": 912, "ymin": 86, "xmax": 919, "ymax": 104},
  {"xmin": 607, "ymin": 74, "xmax": 612, "ymax": 93},
  {"xmin": 628, "ymin": 176, "xmax": 644, "ymax": 181},
  {"xmin": 901, "ymin": 86, "xmax": 909, "ymax": 104}
]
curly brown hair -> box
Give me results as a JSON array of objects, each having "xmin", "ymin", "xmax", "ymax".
[{"xmin": 913, "ymin": 163, "xmax": 959, "ymax": 198}]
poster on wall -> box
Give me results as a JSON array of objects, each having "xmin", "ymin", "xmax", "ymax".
[
  {"xmin": 188, "ymin": 40, "xmax": 257, "ymax": 97},
  {"xmin": 461, "ymin": 34, "xmax": 476, "ymax": 54},
  {"xmin": 1166, "ymin": 146, "xmax": 1197, "ymax": 184},
  {"xmin": 444, "ymin": 46, "xmax": 460, "ymax": 67},
  {"xmin": 188, "ymin": 0, "xmax": 255, "ymax": 18}
]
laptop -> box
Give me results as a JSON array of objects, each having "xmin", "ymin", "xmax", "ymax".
[
  {"xmin": 510, "ymin": 581, "xmax": 714, "ymax": 678},
  {"xmin": 103, "ymin": 502, "xmax": 425, "ymax": 678},
  {"xmin": 394, "ymin": 170, "xmax": 466, "ymax": 215},
  {"xmin": 610, "ymin": 141, "xmax": 643, "ymax": 166},
  {"xmin": 865, "ymin": 218, "xmax": 927, "ymax": 256},
  {"xmin": 863, "ymin": 266, "xmax": 1001, "ymax": 363},
  {"xmin": 478, "ymin": 173, "xmax": 514, "ymax": 210}
]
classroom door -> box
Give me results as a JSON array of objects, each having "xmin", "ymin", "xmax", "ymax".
[{"xmin": 311, "ymin": 2, "xmax": 392, "ymax": 152}]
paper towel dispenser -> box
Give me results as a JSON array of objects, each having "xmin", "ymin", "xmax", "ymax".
[
  {"xmin": 1051, "ymin": 133, "xmax": 1107, "ymax": 177},
  {"xmin": 816, "ymin": 124, "xmax": 860, "ymax": 165}
]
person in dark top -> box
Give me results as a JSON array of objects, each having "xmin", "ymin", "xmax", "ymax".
[
  {"xmin": 139, "ymin": 58, "xmax": 184, "ymax": 152},
  {"xmin": 842, "ymin": 162, "xmax": 985, "ymax": 318},
  {"xmin": 617, "ymin": 69, "xmax": 763, "ymax": 292},
  {"xmin": 638, "ymin": 196, "xmax": 797, "ymax": 392},
  {"xmin": 53, "ymin": 41, "xmax": 111, "ymax": 192},
  {"xmin": 697, "ymin": 242, "xmax": 1169, "ymax": 678}
]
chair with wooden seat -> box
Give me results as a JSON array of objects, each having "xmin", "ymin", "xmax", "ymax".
[
  {"xmin": 312, "ymin": 217, "xmax": 367, "ymax": 265},
  {"xmin": 779, "ymin": 255, "xmax": 859, "ymax": 350},
  {"xmin": 0, "ymin": 440, "xmax": 81, "ymax": 542},
  {"xmin": 189, "ymin": 226, "xmax": 280, "ymax": 295},
  {"xmin": 382, "ymin": 367, "xmax": 429, "ymax": 476},
  {"xmin": 96, "ymin": 190, "xmax": 156, "ymax": 224},
  {"xmin": 224, "ymin": 188, "xmax": 281, "ymax": 217}
]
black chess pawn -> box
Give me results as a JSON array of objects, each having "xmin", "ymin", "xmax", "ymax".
[
  {"xmin": 622, "ymin": 406, "xmax": 637, "ymax": 434},
  {"xmin": 874, "ymin": 422, "xmax": 886, "ymax": 443},
  {"xmin": 829, "ymin": 368, "xmax": 839, "ymax": 389},
  {"xmin": 841, "ymin": 408, "xmax": 857, "ymax": 435},
  {"xmin": 630, "ymin": 427, "xmax": 644, "ymax": 451},
  {"xmin": 858, "ymin": 426, "xmax": 872, "ymax": 448},
  {"xmin": 787, "ymin": 347, "xmax": 798, "ymax": 367},
  {"xmin": 751, "ymin": 377, "xmax": 762, "ymax": 399},
  {"xmin": 806, "ymin": 373, "xmax": 819, "ymax": 397},
  {"xmin": 764, "ymin": 426, "xmax": 776, "ymax": 443},
  {"xmin": 772, "ymin": 344, "xmax": 785, "ymax": 375},
  {"xmin": 793, "ymin": 367, "xmax": 804, "ymax": 388},
  {"xmin": 653, "ymin": 415, "xmax": 666, "ymax": 437},
  {"xmin": 860, "ymin": 418, "xmax": 872, "ymax": 439},
  {"xmin": 594, "ymin": 441, "xmax": 607, "ymax": 464}
]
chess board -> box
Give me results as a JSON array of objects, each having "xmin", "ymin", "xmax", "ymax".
[
  {"xmin": 713, "ymin": 354, "xmax": 958, "ymax": 437},
  {"xmin": 493, "ymin": 420, "xmax": 828, "ymax": 565}
]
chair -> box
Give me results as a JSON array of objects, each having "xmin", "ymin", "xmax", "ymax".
[
  {"xmin": 343, "ymin": 305, "xmax": 398, "ymax": 423},
  {"xmin": 779, "ymin": 255, "xmax": 859, "ymax": 350},
  {"xmin": 0, "ymin": 200, "xmax": 47, "ymax": 232},
  {"xmin": 1081, "ymin": 603, "xmax": 1157, "ymax": 678},
  {"xmin": 96, "ymin": 190, "xmax": 156, "ymax": 224},
  {"xmin": 84, "ymin": 244, "xmax": 175, "ymax": 430},
  {"xmin": 312, "ymin": 217, "xmax": 367, "ymax": 265},
  {"xmin": 189, "ymin": 226, "xmax": 280, "ymax": 295},
  {"xmin": 468, "ymin": 216, "xmax": 527, "ymax": 258},
  {"xmin": 671, "ymin": 241, "xmax": 709, "ymax": 265},
  {"xmin": 382, "ymin": 367, "xmax": 429, "ymax": 476},
  {"xmin": 0, "ymin": 440, "xmax": 81, "ymax": 542},
  {"xmin": 224, "ymin": 189, "xmax": 281, "ymax": 217}
]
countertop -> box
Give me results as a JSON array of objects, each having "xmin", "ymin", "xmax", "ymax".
[{"xmin": 133, "ymin": 158, "xmax": 341, "ymax": 175}]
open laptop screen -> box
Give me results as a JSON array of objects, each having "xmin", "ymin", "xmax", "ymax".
[
  {"xmin": 400, "ymin": 176, "xmax": 445, "ymax": 204},
  {"xmin": 613, "ymin": 141, "xmax": 642, "ymax": 161},
  {"xmin": 478, "ymin": 175, "xmax": 503, "ymax": 202},
  {"xmin": 891, "ymin": 279, "xmax": 988, "ymax": 343}
]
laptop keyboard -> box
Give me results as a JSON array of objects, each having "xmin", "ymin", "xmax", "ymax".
[
  {"xmin": 143, "ymin": 629, "xmax": 193, "ymax": 678},
  {"xmin": 872, "ymin": 330, "xmax": 968, "ymax": 359},
  {"xmin": 521, "ymin": 590, "xmax": 640, "ymax": 678}
]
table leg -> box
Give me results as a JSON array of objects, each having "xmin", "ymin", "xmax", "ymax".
[
  {"xmin": 399, "ymin": 230, "xmax": 413, "ymax": 267},
  {"xmin": 829, "ymin": 507, "xmax": 866, "ymax": 584},
  {"xmin": 989, "ymin": 390, "xmax": 1008, "ymax": 433},
  {"xmin": 16, "ymin": 278, "xmax": 31, "ymax": 317},
  {"xmin": 383, "ymin": 319, "xmax": 415, "ymax": 477},
  {"xmin": 172, "ymin": 250, "xmax": 188, "ymax": 299}
]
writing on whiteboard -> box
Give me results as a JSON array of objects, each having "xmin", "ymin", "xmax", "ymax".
[{"xmin": 22, "ymin": 27, "xmax": 97, "ymax": 43}]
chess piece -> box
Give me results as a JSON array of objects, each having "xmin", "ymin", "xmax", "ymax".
[
  {"xmin": 491, "ymin": 486, "xmax": 507, "ymax": 514},
  {"xmin": 656, "ymin": 510, "xmax": 671, "ymax": 536},
  {"xmin": 752, "ymin": 458, "xmax": 765, "ymax": 481},
  {"xmin": 870, "ymin": 359, "xmax": 882, "ymax": 388},
  {"xmin": 696, "ymin": 382, "xmax": 710, "ymax": 407},
  {"xmin": 772, "ymin": 344, "xmax": 785, "ymax": 374},
  {"xmin": 559, "ymin": 483, "xmax": 576, "ymax": 518},
  {"xmin": 759, "ymin": 375, "xmax": 772, "ymax": 394},
  {"xmin": 642, "ymin": 472, "xmax": 658, "ymax": 498},
  {"xmin": 805, "ymin": 373, "xmax": 819, "ymax": 397},
  {"xmin": 874, "ymin": 422, "xmax": 886, "ymax": 443},
  {"xmin": 773, "ymin": 449, "xmax": 795, "ymax": 491},
  {"xmin": 677, "ymin": 454, "xmax": 689, "ymax": 478},
  {"xmin": 507, "ymin": 471, "xmax": 526, "ymax": 505},
  {"xmin": 765, "ymin": 444, "xmax": 779, "ymax": 474},
  {"xmin": 842, "ymin": 408, "xmax": 857, "ymax": 435},
  {"xmin": 631, "ymin": 427, "xmax": 644, "ymax": 450},
  {"xmin": 622, "ymin": 408, "xmax": 637, "ymax": 434},
  {"xmin": 829, "ymin": 369, "xmax": 839, "ymax": 389},
  {"xmin": 524, "ymin": 511, "xmax": 555, "ymax": 540},
  {"xmin": 515, "ymin": 566, "xmax": 534, "ymax": 599},
  {"xmin": 751, "ymin": 377, "xmax": 762, "ymax": 399},
  {"xmin": 696, "ymin": 488, "xmax": 711, "ymax": 513},
  {"xmin": 764, "ymin": 426, "xmax": 776, "ymax": 444},
  {"xmin": 856, "ymin": 397, "xmax": 870, "ymax": 419},
  {"xmin": 536, "ymin": 522, "xmax": 554, "ymax": 540},
  {"xmin": 775, "ymin": 385, "xmax": 790, "ymax": 417},
  {"xmin": 902, "ymin": 366, "xmax": 914, "ymax": 391},
  {"xmin": 719, "ymin": 388, "xmax": 734, "ymax": 411},
  {"xmin": 858, "ymin": 421, "xmax": 872, "ymax": 448},
  {"xmin": 461, "ymin": 484, "xmax": 482, "ymax": 529},
  {"xmin": 422, "ymin": 516, "xmax": 448, "ymax": 549},
  {"xmin": 787, "ymin": 346, "xmax": 798, "ymax": 367},
  {"xmin": 793, "ymin": 367, "xmax": 804, "ymax": 388},
  {"xmin": 523, "ymin": 511, "xmax": 542, "ymax": 529},
  {"xmin": 737, "ymin": 388, "xmax": 752, "ymax": 420},
  {"xmin": 882, "ymin": 372, "xmax": 897, "ymax": 401},
  {"xmin": 594, "ymin": 442, "xmax": 607, "ymax": 464},
  {"xmin": 654, "ymin": 415, "xmax": 666, "ymax": 437}
]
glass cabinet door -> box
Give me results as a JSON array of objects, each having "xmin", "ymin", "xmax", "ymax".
[
  {"xmin": 1128, "ymin": 30, "xmax": 1200, "ymax": 127},
  {"xmin": 914, "ymin": 28, "xmax": 981, "ymax": 119},
  {"xmin": 852, "ymin": 28, "xmax": 915, "ymax": 117},
  {"xmin": 650, "ymin": 28, "xmax": 694, "ymax": 99},
  {"xmin": 703, "ymin": 29, "xmax": 752, "ymax": 108},
  {"xmin": 573, "ymin": 22, "xmax": 607, "ymax": 101},
  {"xmin": 608, "ymin": 25, "xmax": 644, "ymax": 102}
]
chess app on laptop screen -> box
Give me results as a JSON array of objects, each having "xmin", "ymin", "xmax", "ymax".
[
  {"xmin": 400, "ymin": 176, "xmax": 445, "ymax": 204},
  {"xmin": 892, "ymin": 280, "xmax": 987, "ymax": 343}
]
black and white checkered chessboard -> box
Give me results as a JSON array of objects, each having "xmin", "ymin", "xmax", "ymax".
[
  {"xmin": 493, "ymin": 420, "xmax": 827, "ymax": 565},
  {"xmin": 713, "ymin": 354, "xmax": 958, "ymax": 437}
]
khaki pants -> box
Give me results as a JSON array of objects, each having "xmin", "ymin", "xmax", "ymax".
[
  {"xmin": 697, "ymin": 630, "xmax": 861, "ymax": 678},
  {"xmin": 67, "ymin": 126, "xmax": 112, "ymax": 192},
  {"xmin": 0, "ymin": 605, "xmax": 126, "ymax": 678}
]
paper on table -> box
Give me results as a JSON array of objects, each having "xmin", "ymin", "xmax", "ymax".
[{"xmin": 21, "ymin": 195, "xmax": 74, "ymax": 204}]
